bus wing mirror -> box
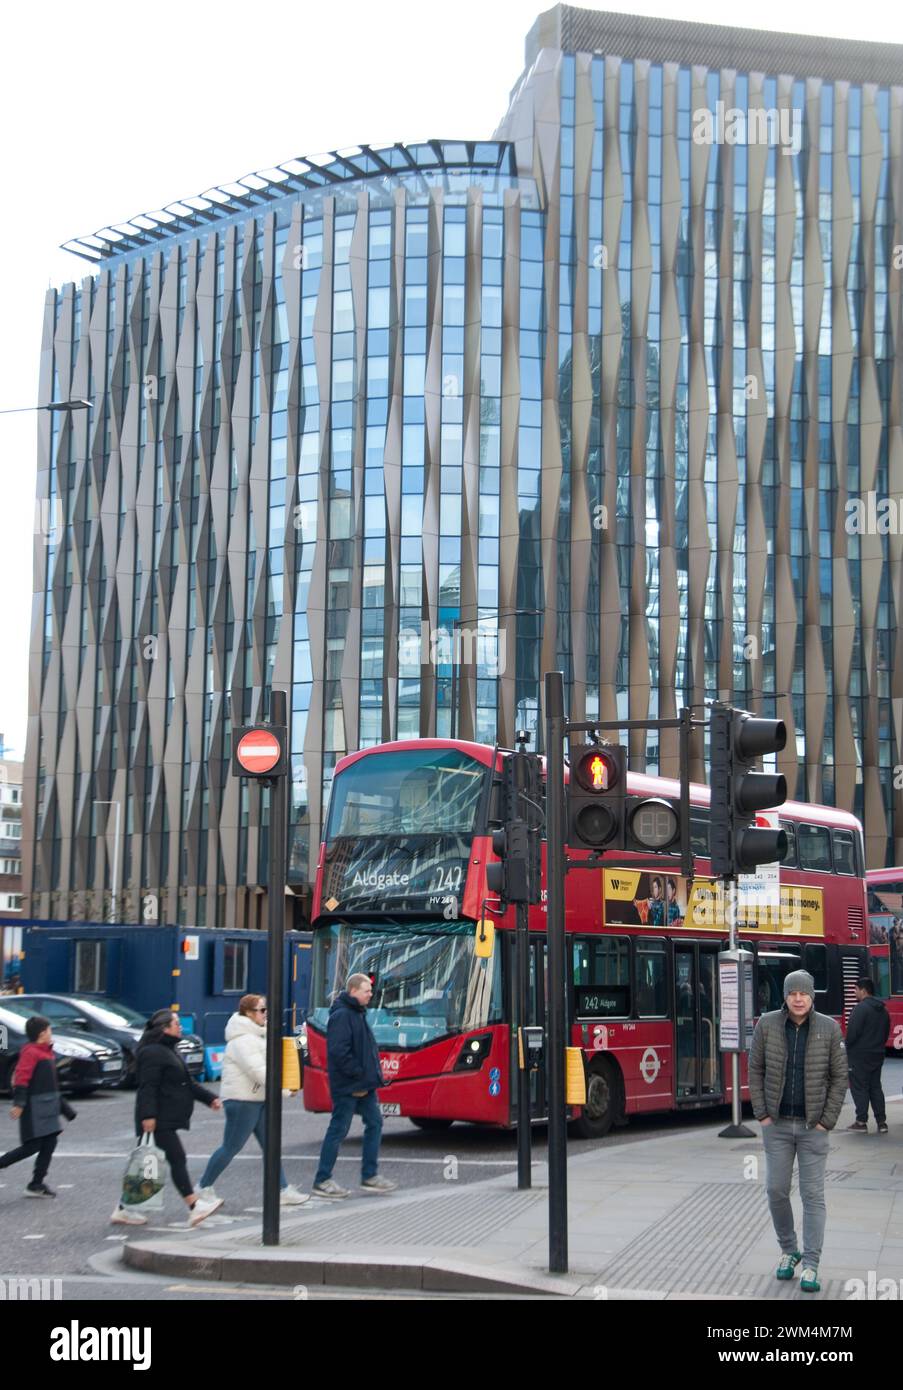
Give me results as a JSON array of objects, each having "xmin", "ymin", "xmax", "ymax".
[{"xmin": 474, "ymin": 918, "xmax": 495, "ymax": 960}]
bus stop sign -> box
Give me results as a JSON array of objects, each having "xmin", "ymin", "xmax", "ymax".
[{"xmin": 232, "ymin": 726, "xmax": 287, "ymax": 779}]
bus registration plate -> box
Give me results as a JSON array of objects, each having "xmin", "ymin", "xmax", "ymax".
[{"xmin": 380, "ymin": 1103, "xmax": 401, "ymax": 1117}]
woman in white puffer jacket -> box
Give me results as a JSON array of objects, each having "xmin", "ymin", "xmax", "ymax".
[{"xmin": 196, "ymin": 995, "xmax": 307, "ymax": 1207}]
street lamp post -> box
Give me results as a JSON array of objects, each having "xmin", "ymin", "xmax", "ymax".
[
  {"xmin": 0, "ymin": 399, "xmax": 93, "ymax": 416},
  {"xmin": 92, "ymin": 799, "xmax": 122, "ymax": 925}
]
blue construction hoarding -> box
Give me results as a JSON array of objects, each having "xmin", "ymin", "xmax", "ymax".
[{"xmin": 16, "ymin": 922, "xmax": 312, "ymax": 1050}]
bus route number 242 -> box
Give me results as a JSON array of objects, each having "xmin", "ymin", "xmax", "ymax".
[{"xmin": 430, "ymin": 866, "xmax": 463, "ymax": 893}]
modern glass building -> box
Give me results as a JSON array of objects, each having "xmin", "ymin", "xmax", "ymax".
[{"xmin": 24, "ymin": 5, "xmax": 903, "ymax": 930}]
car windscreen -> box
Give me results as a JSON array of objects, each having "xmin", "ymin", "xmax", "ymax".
[
  {"xmin": 71, "ymin": 998, "xmax": 148, "ymax": 1028},
  {"xmin": 0, "ymin": 998, "xmax": 32, "ymax": 1021}
]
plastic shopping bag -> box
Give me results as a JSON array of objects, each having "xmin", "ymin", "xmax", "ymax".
[{"xmin": 120, "ymin": 1132, "xmax": 168, "ymax": 1211}]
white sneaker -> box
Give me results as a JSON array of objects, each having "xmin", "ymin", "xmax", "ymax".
[
  {"xmin": 194, "ymin": 1186, "xmax": 219, "ymax": 1202},
  {"xmin": 110, "ymin": 1206, "xmax": 148, "ymax": 1226},
  {"xmin": 188, "ymin": 1196, "xmax": 224, "ymax": 1227},
  {"xmin": 360, "ymin": 1175, "xmax": 398, "ymax": 1194},
  {"xmin": 280, "ymin": 1185, "xmax": 309, "ymax": 1207}
]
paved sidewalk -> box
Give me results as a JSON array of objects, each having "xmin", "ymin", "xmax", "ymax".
[{"xmin": 123, "ymin": 1091, "xmax": 903, "ymax": 1298}]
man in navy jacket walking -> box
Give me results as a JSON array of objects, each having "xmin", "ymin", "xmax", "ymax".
[{"xmin": 311, "ymin": 974, "xmax": 398, "ymax": 1199}]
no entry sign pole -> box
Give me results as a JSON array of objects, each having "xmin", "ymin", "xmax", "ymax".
[{"xmin": 231, "ymin": 692, "xmax": 288, "ymax": 1246}]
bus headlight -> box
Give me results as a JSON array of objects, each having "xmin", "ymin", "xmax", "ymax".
[{"xmin": 454, "ymin": 1034, "xmax": 493, "ymax": 1071}]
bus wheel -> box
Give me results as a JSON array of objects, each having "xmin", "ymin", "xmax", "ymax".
[
  {"xmin": 409, "ymin": 1118, "xmax": 454, "ymax": 1132},
  {"xmin": 572, "ymin": 1061, "xmax": 619, "ymax": 1139}
]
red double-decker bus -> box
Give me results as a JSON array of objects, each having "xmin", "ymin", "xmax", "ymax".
[
  {"xmin": 866, "ymin": 868, "xmax": 903, "ymax": 1051},
  {"xmin": 304, "ymin": 739, "xmax": 869, "ymax": 1137}
]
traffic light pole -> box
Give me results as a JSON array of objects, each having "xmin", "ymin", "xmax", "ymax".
[
  {"xmin": 718, "ymin": 877, "xmax": 754, "ymax": 1139},
  {"xmin": 516, "ymin": 898, "xmax": 532, "ymax": 1190},
  {"xmin": 263, "ymin": 689, "xmax": 288, "ymax": 1245},
  {"xmin": 544, "ymin": 671, "xmax": 568, "ymax": 1274}
]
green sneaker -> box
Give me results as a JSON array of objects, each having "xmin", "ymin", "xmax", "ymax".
[
  {"xmin": 776, "ymin": 1251, "xmax": 802, "ymax": 1280},
  {"xmin": 800, "ymin": 1266, "xmax": 820, "ymax": 1293}
]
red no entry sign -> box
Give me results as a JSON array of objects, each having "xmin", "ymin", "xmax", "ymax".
[{"xmin": 233, "ymin": 726, "xmax": 285, "ymax": 777}]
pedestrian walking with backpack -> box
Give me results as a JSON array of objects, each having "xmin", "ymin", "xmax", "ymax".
[
  {"xmin": 844, "ymin": 978, "xmax": 891, "ymax": 1134},
  {"xmin": 748, "ymin": 969, "xmax": 847, "ymax": 1294},
  {"xmin": 311, "ymin": 973, "xmax": 397, "ymax": 1199},
  {"xmin": 195, "ymin": 994, "xmax": 307, "ymax": 1208},
  {"xmin": 0, "ymin": 1015, "xmax": 75, "ymax": 1197},
  {"xmin": 111, "ymin": 1009, "xmax": 224, "ymax": 1227}
]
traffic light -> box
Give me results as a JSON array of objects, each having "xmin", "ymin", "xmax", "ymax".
[
  {"xmin": 486, "ymin": 749, "xmax": 542, "ymax": 906},
  {"xmin": 710, "ymin": 704, "xmax": 788, "ymax": 878},
  {"xmin": 486, "ymin": 819, "xmax": 530, "ymax": 904},
  {"xmin": 567, "ymin": 743, "xmax": 626, "ymax": 851}
]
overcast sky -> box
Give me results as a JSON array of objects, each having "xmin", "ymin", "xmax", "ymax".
[{"xmin": 1, "ymin": 0, "xmax": 901, "ymax": 762}]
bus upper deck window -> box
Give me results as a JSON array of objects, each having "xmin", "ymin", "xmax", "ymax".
[
  {"xmin": 797, "ymin": 823, "xmax": 832, "ymax": 873},
  {"xmin": 690, "ymin": 815, "xmax": 709, "ymax": 856},
  {"xmin": 832, "ymin": 830, "xmax": 856, "ymax": 875}
]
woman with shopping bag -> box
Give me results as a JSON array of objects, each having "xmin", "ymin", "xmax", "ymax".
[
  {"xmin": 196, "ymin": 994, "xmax": 307, "ymax": 1208},
  {"xmin": 111, "ymin": 1009, "xmax": 224, "ymax": 1227}
]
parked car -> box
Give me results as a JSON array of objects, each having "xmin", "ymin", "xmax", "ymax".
[
  {"xmin": 0, "ymin": 994, "xmax": 206, "ymax": 1086},
  {"xmin": 0, "ymin": 1003, "xmax": 125, "ymax": 1095}
]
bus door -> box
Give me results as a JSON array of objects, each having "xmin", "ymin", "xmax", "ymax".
[{"xmin": 673, "ymin": 942, "xmax": 723, "ymax": 1104}]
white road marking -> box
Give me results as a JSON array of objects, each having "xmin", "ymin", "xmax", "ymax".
[
  {"xmin": 106, "ymin": 1235, "xmax": 128, "ymax": 1242},
  {"xmin": 55, "ymin": 1150, "xmax": 519, "ymax": 1168},
  {"xmin": 22, "ymin": 1234, "xmax": 46, "ymax": 1240},
  {"xmin": 57, "ymin": 1184, "xmax": 74, "ymax": 1188}
]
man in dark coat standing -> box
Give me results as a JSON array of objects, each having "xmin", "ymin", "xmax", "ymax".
[
  {"xmin": 0, "ymin": 1015, "xmax": 75, "ymax": 1197},
  {"xmin": 311, "ymin": 973, "xmax": 398, "ymax": 1199},
  {"xmin": 845, "ymin": 978, "xmax": 891, "ymax": 1134}
]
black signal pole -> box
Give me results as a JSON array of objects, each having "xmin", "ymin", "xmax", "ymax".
[
  {"xmin": 516, "ymin": 894, "xmax": 532, "ymax": 1189},
  {"xmin": 263, "ymin": 689, "xmax": 288, "ymax": 1246},
  {"xmin": 544, "ymin": 671, "xmax": 568, "ymax": 1273}
]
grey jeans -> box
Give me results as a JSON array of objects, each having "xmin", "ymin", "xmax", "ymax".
[{"xmin": 762, "ymin": 1118, "xmax": 830, "ymax": 1268}]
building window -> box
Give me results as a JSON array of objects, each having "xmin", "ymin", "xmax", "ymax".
[
  {"xmin": 223, "ymin": 940, "xmax": 249, "ymax": 993},
  {"xmin": 74, "ymin": 940, "xmax": 106, "ymax": 993}
]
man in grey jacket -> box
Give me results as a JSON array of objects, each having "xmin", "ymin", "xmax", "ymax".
[{"xmin": 748, "ymin": 969, "xmax": 847, "ymax": 1294}]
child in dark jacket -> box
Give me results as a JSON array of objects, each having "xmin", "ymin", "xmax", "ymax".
[{"xmin": 0, "ymin": 1015, "xmax": 75, "ymax": 1197}]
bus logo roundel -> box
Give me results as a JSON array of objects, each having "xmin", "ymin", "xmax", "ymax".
[
  {"xmin": 235, "ymin": 728, "xmax": 282, "ymax": 776},
  {"xmin": 640, "ymin": 1047, "xmax": 661, "ymax": 1084}
]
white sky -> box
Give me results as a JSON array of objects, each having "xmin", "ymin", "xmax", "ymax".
[{"xmin": 1, "ymin": 0, "xmax": 901, "ymax": 762}]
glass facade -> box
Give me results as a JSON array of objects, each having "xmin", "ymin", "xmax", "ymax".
[{"xmin": 25, "ymin": 16, "xmax": 903, "ymax": 930}]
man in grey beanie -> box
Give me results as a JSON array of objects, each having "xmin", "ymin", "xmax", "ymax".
[{"xmin": 748, "ymin": 969, "xmax": 847, "ymax": 1294}]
